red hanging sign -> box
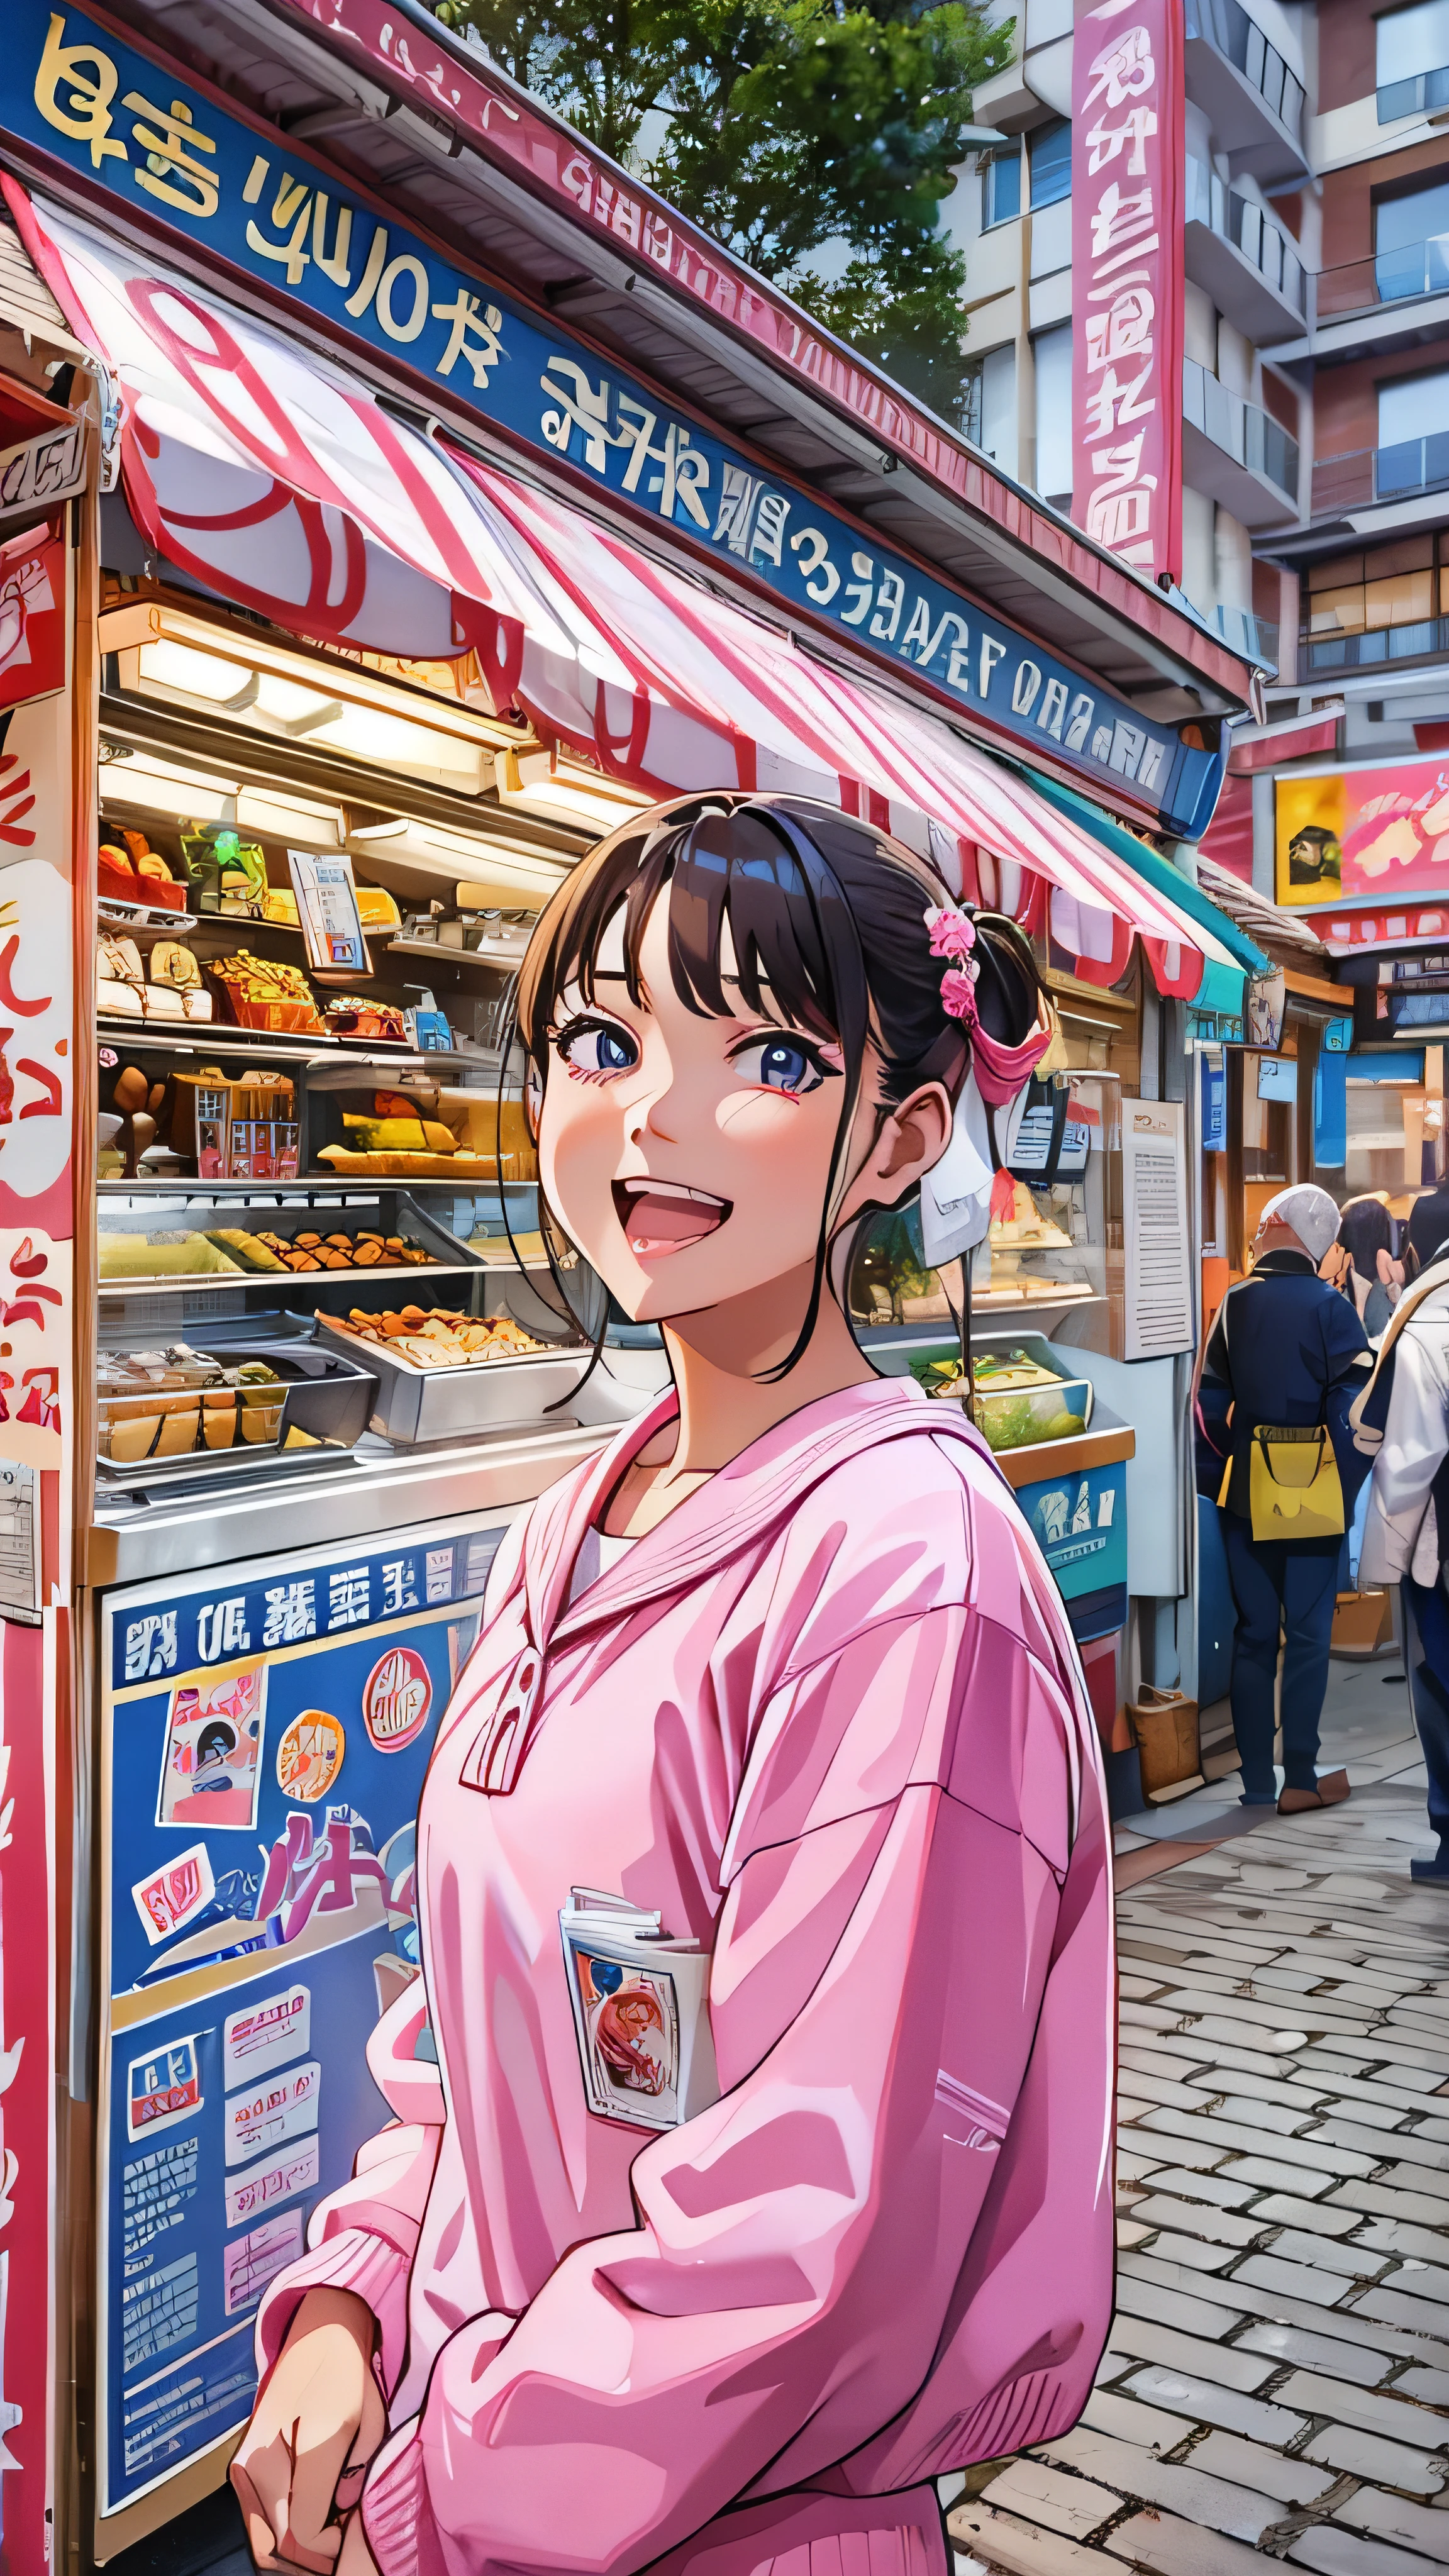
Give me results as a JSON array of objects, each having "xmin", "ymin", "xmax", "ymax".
[{"xmin": 1070, "ymin": 0, "xmax": 1185, "ymax": 586}]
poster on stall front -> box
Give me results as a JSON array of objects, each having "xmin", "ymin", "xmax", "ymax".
[
  {"xmin": 1277, "ymin": 760, "xmax": 1449, "ymax": 909},
  {"xmin": 96, "ymin": 1513, "xmax": 507, "ymax": 2526}
]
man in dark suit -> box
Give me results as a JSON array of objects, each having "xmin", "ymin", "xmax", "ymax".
[{"xmin": 1201, "ymin": 1184, "xmax": 1370, "ymax": 1813}]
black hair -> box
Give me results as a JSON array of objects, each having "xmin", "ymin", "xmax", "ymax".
[
  {"xmin": 1336, "ymin": 1196, "xmax": 1391, "ymax": 1280},
  {"xmin": 506, "ymin": 791, "xmax": 1048, "ymax": 1383},
  {"xmin": 1408, "ymin": 1184, "xmax": 1449, "ymax": 1276}
]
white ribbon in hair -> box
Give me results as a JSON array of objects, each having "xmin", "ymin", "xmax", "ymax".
[{"xmin": 919, "ymin": 1075, "xmax": 1031, "ymax": 1270}]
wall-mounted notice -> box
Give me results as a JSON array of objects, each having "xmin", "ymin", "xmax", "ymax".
[{"xmin": 1121, "ymin": 1098, "xmax": 1192, "ymax": 1361}]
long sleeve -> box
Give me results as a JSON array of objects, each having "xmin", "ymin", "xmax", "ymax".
[
  {"xmin": 1360, "ymin": 1322, "xmax": 1449, "ymax": 1585},
  {"xmin": 360, "ymin": 1605, "xmax": 1112, "ymax": 2576},
  {"xmin": 254, "ymin": 1979, "xmax": 447, "ymax": 2397}
]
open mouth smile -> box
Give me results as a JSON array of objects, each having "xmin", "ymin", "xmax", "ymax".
[{"xmin": 612, "ymin": 1177, "xmax": 733, "ymax": 1257}]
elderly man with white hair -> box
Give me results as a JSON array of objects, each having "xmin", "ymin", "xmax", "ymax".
[{"xmin": 1200, "ymin": 1184, "xmax": 1371, "ymax": 1813}]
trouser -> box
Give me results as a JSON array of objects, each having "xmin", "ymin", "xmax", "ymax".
[
  {"xmin": 1404, "ymin": 1577, "xmax": 1449, "ymax": 1847},
  {"xmin": 1221, "ymin": 1517, "xmax": 1339, "ymax": 1799}
]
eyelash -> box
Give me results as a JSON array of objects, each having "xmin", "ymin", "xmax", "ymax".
[
  {"xmin": 726, "ymin": 1030, "xmax": 838, "ymax": 1098},
  {"xmin": 551, "ymin": 1014, "xmax": 640, "ymax": 1083}
]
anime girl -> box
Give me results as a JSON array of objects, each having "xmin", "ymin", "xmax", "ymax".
[{"xmin": 231, "ymin": 793, "xmax": 1114, "ymax": 2576}]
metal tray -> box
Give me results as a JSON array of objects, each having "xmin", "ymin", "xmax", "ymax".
[
  {"xmin": 313, "ymin": 1311, "xmax": 591, "ymax": 1442},
  {"xmin": 96, "ymin": 1335, "xmax": 378, "ymax": 1480}
]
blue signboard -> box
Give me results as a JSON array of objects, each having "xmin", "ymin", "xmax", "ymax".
[
  {"xmin": 98, "ymin": 1514, "xmax": 505, "ymax": 2519},
  {"xmin": 6, "ymin": 0, "xmax": 1223, "ymax": 837},
  {"xmin": 1017, "ymin": 1457, "xmax": 1129, "ymax": 1607}
]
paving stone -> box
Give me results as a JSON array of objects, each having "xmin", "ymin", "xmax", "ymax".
[
  {"xmin": 1120, "ymin": 2046, "xmax": 1219, "ymax": 2085},
  {"xmin": 1225, "ymin": 2153, "xmax": 1343, "ymax": 2197},
  {"xmin": 1333, "ymin": 2180, "xmax": 1449, "ymax": 2230},
  {"xmin": 1120, "ymin": 2363, "xmax": 1306, "ymax": 2441},
  {"xmin": 1395, "ymin": 2367, "xmax": 1449, "ymax": 2407},
  {"xmin": 1352, "ymin": 2284, "xmax": 1449, "ymax": 2338},
  {"xmin": 1291, "ymin": 2526, "xmax": 1446, "ymax": 2576},
  {"xmin": 1194, "ymin": 2068, "xmax": 1330, "ymax": 2111},
  {"xmin": 1116, "ymin": 2148, "xmax": 1172, "ymax": 2182},
  {"xmin": 1382, "ymin": 2263, "xmax": 1449, "ymax": 2304},
  {"xmin": 1186, "ymin": 2429, "xmax": 1336, "ymax": 2504},
  {"xmin": 1101, "ymin": 2506, "xmax": 1272, "ymax": 2575},
  {"xmin": 1040, "ymin": 2430, "xmax": 1279, "ymax": 2543},
  {"xmin": 1150, "ymin": 2033, "xmax": 1317, "ymax": 2085},
  {"xmin": 1269, "ymin": 2228, "xmax": 1393, "ymax": 2279},
  {"xmin": 1153, "ymin": 1988, "xmax": 1373, "ymax": 2037},
  {"xmin": 947, "ymin": 2502, "xmax": 1120, "ymax": 2576},
  {"xmin": 1253, "ymin": 2194, "xmax": 1362, "ymax": 2236},
  {"xmin": 1133, "ymin": 2228, "xmax": 1241, "ymax": 2272},
  {"xmin": 1380, "ymin": 2167, "xmax": 1449, "ymax": 2203},
  {"xmin": 1212, "ymin": 2091, "xmax": 1319, "ymax": 2135},
  {"xmin": 1277, "ymin": 2368, "xmax": 1449, "ymax": 2448},
  {"xmin": 1120, "ymin": 2002, "xmax": 1186, "ymax": 2035},
  {"xmin": 1120, "ymin": 1973, "xmax": 1173, "ymax": 2001},
  {"xmin": 979, "ymin": 2462, "xmax": 1120, "ymax": 2543},
  {"xmin": 1145, "ymin": 2167, "xmax": 1260, "ymax": 2209},
  {"xmin": 1234, "ymin": 2316, "xmax": 1394, "ymax": 2382},
  {"xmin": 1303, "ymin": 2424, "xmax": 1446, "ymax": 2494},
  {"xmin": 1301, "ymin": 2093, "xmax": 1416, "ymax": 2133},
  {"xmin": 1336, "ymin": 2486, "xmax": 1449, "ymax": 2565},
  {"xmin": 1412, "ymin": 2120, "xmax": 1449, "ymax": 2145},
  {"xmin": 1322, "ymin": 2123, "xmax": 1449, "ymax": 2170},
  {"xmin": 1115, "ymin": 2260, "xmax": 1248, "ymax": 2328},
  {"xmin": 1116, "ymin": 2221, "xmax": 1154, "ymax": 2250},
  {"xmin": 1231, "ymin": 2252, "xmax": 1356, "ymax": 2309},
  {"xmin": 1117, "ymin": 2070, "xmax": 1214, "ymax": 2114},
  {"xmin": 1105, "ymin": 2315, "xmax": 1276, "ymax": 2389},
  {"xmin": 1130, "ymin": 2197, "xmax": 1265, "ymax": 2249},
  {"xmin": 1079, "ymin": 2389, "xmax": 1190, "ymax": 2451}
]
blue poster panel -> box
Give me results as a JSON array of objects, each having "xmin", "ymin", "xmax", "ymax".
[{"xmin": 97, "ymin": 1513, "xmax": 506, "ymax": 2518}]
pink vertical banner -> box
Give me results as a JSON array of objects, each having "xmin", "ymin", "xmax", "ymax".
[{"xmin": 1070, "ymin": 0, "xmax": 1185, "ymax": 586}]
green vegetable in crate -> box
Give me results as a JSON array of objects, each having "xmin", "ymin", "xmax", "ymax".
[{"xmin": 1041, "ymin": 1410, "xmax": 1086, "ymax": 1441}]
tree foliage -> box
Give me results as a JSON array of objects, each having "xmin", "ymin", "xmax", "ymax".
[{"xmin": 437, "ymin": 0, "xmax": 1009, "ymax": 423}]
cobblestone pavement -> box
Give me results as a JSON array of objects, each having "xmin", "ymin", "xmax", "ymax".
[{"xmin": 945, "ymin": 1657, "xmax": 1449, "ymax": 2576}]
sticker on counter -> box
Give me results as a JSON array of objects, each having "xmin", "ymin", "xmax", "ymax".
[
  {"xmin": 224, "ymin": 2136, "xmax": 319, "ymax": 2229},
  {"xmin": 362, "ymin": 1646, "xmax": 431, "ymax": 1754},
  {"xmin": 133, "ymin": 1843, "xmax": 216, "ymax": 1946},
  {"xmin": 223, "ymin": 2209, "xmax": 305, "ymax": 2316},
  {"xmin": 225, "ymin": 2060, "xmax": 321, "ymax": 2167},
  {"xmin": 275, "ymin": 1711, "xmax": 345, "ymax": 1804},
  {"xmin": 126, "ymin": 2035, "xmax": 203, "ymax": 2141},
  {"xmin": 157, "ymin": 1665, "xmax": 267, "ymax": 1832},
  {"xmin": 224, "ymin": 1985, "xmax": 310, "ymax": 2088}
]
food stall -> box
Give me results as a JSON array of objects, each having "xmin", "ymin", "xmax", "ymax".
[{"xmin": 0, "ymin": 0, "xmax": 1260, "ymax": 2557}]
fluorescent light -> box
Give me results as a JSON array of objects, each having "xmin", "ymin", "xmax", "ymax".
[
  {"xmin": 348, "ymin": 816, "xmax": 411, "ymax": 841},
  {"xmin": 495, "ymin": 747, "xmax": 650, "ymax": 831},
  {"xmin": 236, "ymin": 788, "xmax": 344, "ymax": 846},
  {"xmin": 345, "ymin": 814, "xmax": 568, "ymax": 899},
  {"xmin": 140, "ymin": 638, "xmax": 254, "ymax": 705},
  {"xmin": 102, "ymin": 750, "xmax": 239, "ymax": 823}
]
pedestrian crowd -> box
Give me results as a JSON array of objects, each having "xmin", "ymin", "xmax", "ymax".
[{"xmin": 1199, "ymin": 1179, "xmax": 1449, "ymax": 1876}]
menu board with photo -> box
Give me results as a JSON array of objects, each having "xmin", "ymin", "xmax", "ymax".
[{"xmin": 96, "ymin": 1515, "xmax": 506, "ymax": 2523}]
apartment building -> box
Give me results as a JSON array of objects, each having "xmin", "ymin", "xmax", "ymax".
[
  {"xmin": 953, "ymin": 0, "xmax": 1308, "ymax": 672},
  {"xmin": 952, "ymin": 0, "xmax": 1449, "ymax": 867}
]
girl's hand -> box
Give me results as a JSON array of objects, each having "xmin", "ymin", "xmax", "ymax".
[{"xmin": 231, "ymin": 2289, "xmax": 386, "ymax": 2573}]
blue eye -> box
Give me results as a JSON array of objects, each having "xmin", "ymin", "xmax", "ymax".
[
  {"xmin": 734, "ymin": 1037, "xmax": 824, "ymax": 1095},
  {"xmin": 555, "ymin": 1018, "xmax": 638, "ymax": 1077}
]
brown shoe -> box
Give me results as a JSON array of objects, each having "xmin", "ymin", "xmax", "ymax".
[{"xmin": 1278, "ymin": 1769, "xmax": 1350, "ymax": 1814}]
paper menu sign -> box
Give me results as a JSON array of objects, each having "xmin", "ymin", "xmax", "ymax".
[
  {"xmin": 559, "ymin": 1889, "xmax": 718, "ymax": 2133},
  {"xmin": 1121, "ymin": 1098, "xmax": 1193, "ymax": 1362},
  {"xmin": 287, "ymin": 848, "xmax": 369, "ymax": 975}
]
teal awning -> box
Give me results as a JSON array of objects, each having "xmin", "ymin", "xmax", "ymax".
[{"xmin": 1020, "ymin": 764, "xmax": 1272, "ymax": 979}]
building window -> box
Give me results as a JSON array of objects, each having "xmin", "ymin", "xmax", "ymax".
[
  {"xmin": 1377, "ymin": 0, "xmax": 1449, "ymax": 116},
  {"xmin": 1302, "ymin": 532, "xmax": 1446, "ymax": 669},
  {"xmin": 962, "ymin": 345, "xmax": 1018, "ymax": 468},
  {"xmin": 983, "ymin": 148, "xmax": 1022, "ymax": 228},
  {"xmin": 1029, "ymin": 119, "xmax": 1072, "ymax": 209},
  {"xmin": 1377, "ymin": 365, "xmax": 1449, "ymax": 498},
  {"xmin": 1374, "ymin": 175, "xmax": 1449, "ymax": 298},
  {"xmin": 1033, "ymin": 323, "xmax": 1074, "ymax": 503}
]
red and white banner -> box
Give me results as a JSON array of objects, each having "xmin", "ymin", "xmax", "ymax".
[{"xmin": 1070, "ymin": 0, "xmax": 1185, "ymax": 585}]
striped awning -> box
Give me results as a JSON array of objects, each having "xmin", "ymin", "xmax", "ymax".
[{"xmin": 14, "ymin": 183, "xmax": 1246, "ymax": 1000}]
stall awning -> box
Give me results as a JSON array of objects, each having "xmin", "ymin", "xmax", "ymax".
[{"xmin": 14, "ymin": 184, "xmax": 1246, "ymax": 1000}]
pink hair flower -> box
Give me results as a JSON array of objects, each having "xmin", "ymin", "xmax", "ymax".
[
  {"xmin": 940, "ymin": 966, "xmax": 978, "ymax": 1021},
  {"xmin": 924, "ymin": 904, "xmax": 977, "ymax": 962}
]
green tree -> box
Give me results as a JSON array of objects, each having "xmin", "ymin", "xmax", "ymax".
[{"xmin": 437, "ymin": 0, "xmax": 1009, "ymax": 423}]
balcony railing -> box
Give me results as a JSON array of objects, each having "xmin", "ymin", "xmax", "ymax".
[
  {"xmin": 1185, "ymin": 0, "xmax": 1306, "ymax": 143},
  {"xmin": 1304, "ymin": 618, "xmax": 1449, "ymax": 673},
  {"xmin": 1182, "ymin": 355, "xmax": 1301, "ymax": 499},
  {"xmin": 1375, "ymin": 233, "xmax": 1449, "ymax": 302},
  {"xmin": 1379, "ymin": 64, "xmax": 1449, "ymax": 121},
  {"xmin": 1185, "ymin": 160, "xmax": 1307, "ymax": 318},
  {"xmin": 1215, "ymin": 604, "xmax": 1280, "ymax": 666},
  {"xmin": 1311, "ymin": 438, "xmax": 1449, "ymax": 516}
]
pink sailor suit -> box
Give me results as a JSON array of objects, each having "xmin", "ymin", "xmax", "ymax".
[{"xmin": 257, "ymin": 1375, "xmax": 1116, "ymax": 2576}]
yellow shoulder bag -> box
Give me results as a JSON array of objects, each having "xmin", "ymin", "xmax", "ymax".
[{"xmin": 1221, "ymin": 1280, "xmax": 1346, "ymax": 1540}]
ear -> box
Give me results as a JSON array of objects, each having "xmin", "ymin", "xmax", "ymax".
[{"xmin": 838, "ymin": 1082, "xmax": 954, "ymax": 1222}]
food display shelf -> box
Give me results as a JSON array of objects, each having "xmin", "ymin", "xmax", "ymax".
[
  {"xmin": 377, "ymin": 938, "xmax": 516, "ymax": 970},
  {"xmin": 97, "ymin": 1019, "xmax": 492, "ymax": 1074},
  {"xmin": 97, "ymin": 1260, "xmax": 481, "ymax": 1298}
]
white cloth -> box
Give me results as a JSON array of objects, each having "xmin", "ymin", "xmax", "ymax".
[
  {"xmin": 566, "ymin": 1525, "xmax": 637, "ymax": 1606},
  {"xmin": 1260, "ymin": 1182, "xmax": 1342, "ymax": 1266},
  {"xmin": 919, "ymin": 1080, "xmax": 1030, "ymax": 1269},
  {"xmin": 1360, "ymin": 1276, "xmax": 1449, "ymax": 1587}
]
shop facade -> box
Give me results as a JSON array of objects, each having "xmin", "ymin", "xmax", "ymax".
[{"xmin": 0, "ymin": 1, "xmax": 1258, "ymax": 2561}]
